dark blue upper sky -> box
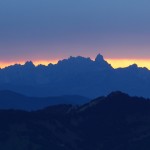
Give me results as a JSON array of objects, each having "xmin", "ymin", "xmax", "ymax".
[{"xmin": 0, "ymin": 0, "xmax": 150, "ymax": 64}]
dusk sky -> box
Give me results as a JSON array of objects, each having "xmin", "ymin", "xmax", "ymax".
[{"xmin": 0, "ymin": 0, "xmax": 150, "ymax": 68}]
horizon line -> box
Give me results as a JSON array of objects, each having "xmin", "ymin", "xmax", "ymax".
[{"xmin": 0, "ymin": 55, "xmax": 150, "ymax": 69}]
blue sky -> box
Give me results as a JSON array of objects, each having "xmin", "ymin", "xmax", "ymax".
[{"xmin": 0, "ymin": 0, "xmax": 150, "ymax": 64}]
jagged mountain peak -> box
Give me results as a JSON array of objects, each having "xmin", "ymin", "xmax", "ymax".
[
  {"xmin": 95, "ymin": 53, "xmax": 112, "ymax": 69},
  {"xmin": 24, "ymin": 61, "xmax": 35, "ymax": 67},
  {"xmin": 95, "ymin": 53, "xmax": 104, "ymax": 62},
  {"xmin": 58, "ymin": 56, "xmax": 92, "ymax": 64}
]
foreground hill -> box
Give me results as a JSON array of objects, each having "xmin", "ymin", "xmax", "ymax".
[
  {"xmin": 1, "ymin": 54, "xmax": 150, "ymax": 98},
  {"xmin": 1, "ymin": 91, "xmax": 150, "ymax": 150},
  {"xmin": 0, "ymin": 90, "xmax": 89, "ymax": 110}
]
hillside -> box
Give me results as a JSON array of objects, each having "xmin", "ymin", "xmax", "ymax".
[{"xmin": 0, "ymin": 92, "xmax": 150, "ymax": 150}]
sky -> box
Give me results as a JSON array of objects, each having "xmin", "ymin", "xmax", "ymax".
[{"xmin": 0, "ymin": 0, "xmax": 150, "ymax": 68}]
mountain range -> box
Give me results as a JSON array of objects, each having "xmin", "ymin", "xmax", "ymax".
[
  {"xmin": 1, "ymin": 91, "xmax": 150, "ymax": 150},
  {"xmin": 0, "ymin": 90, "xmax": 89, "ymax": 111},
  {"xmin": 0, "ymin": 54, "xmax": 150, "ymax": 98}
]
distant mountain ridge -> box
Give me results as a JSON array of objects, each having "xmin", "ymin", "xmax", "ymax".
[
  {"xmin": 0, "ymin": 54, "xmax": 150, "ymax": 98},
  {"xmin": 0, "ymin": 90, "xmax": 89, "ymax": 111}
]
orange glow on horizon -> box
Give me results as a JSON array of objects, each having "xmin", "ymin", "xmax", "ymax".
[
  {"xmin": 0, "ymin": 60, "xmax": 58, "ymax": 69},
  {"xmin": 106, "ymin": 58, "xmax": 150, "ymax": 69},
  {"xmin": 33, "ymin": 60, "xmax": 58, "ymax": 66},
  {"xmin": 0, "ymin": 58, "xmax": 150, "ymax": 70}
]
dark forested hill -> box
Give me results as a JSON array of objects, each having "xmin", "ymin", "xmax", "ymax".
[{"xmin": 1, "ymin": 91, "xmax": 150, "ymax": 150}]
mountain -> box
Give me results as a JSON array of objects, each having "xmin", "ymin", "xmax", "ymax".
[
  {"xmin": 0, "ymin": 54, "xmax": 150, "ymax": 98},
  {"xmin": 1, "ymin": 92, "xmax": 150, "ymax": 150},
  {"xmin": 0, "ymin": 90, "xmax": 89, "ymax": 111}
]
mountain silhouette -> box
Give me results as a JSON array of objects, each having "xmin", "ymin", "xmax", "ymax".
[
  {"xmin": 0, "ymin": 54, "xmax": 150, "ymax": 98},
  {"xmin": 1, "ymin": 92, "xmax": 150, "ymax": 150},
  {"xmin": 95, "ymin": 53, "xmax": 112, "ymax": 69},
  {"xmin": 0, "ymin": 90, "xmax": 89, "ymax": 110}
]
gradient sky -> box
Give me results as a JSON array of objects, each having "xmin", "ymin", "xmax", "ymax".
[{"xmin": 0, "ymin": 0, "xmax": 150, "ymax": 68}]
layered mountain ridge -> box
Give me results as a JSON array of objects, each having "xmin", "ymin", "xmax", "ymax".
[
  {"xmin": 0, "ymin": 54, "xmax": 150, "ymax": 98},
  {"xmin": 0, "ymin": 90, "xmax": 89, "ymax": 111},
  {"xmin": 1, "ymin": 91, "xmax": 150, "ymax": 150}
]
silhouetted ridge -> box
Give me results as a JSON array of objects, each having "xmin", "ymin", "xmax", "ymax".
[
  {"xmin": 95, "ymin": 53, "xmax": 112, "ymax": 69},
  {"xmin": 107, "ymin": 91, "xmax": 130, "ymax": 99},
  {"xmin": 104, "ymin": 91, "xmax": 134, "ymax": 108},
  {"xmin": 1, "ymin": 92, "xmax": 150, "ymax": 150},
  {"xmin": 0, "ymin": 90, "xmax": 89, "ymax": 110},
  {"xmin": 24, "ymin": 61, "xmax": 35, "ymax": 68},
  {"xmin": 0, "ymin": 54, "xmax": 150, "ymax": 98},
  {"xmin": 95, "ymin": 54, "xmax": 104, "ymax": 62},
  {"xmin": 126, "ymin": 64, "xmax": 138, "ymax": 70},
  {"xmin": 128, "ymin": 63, "xmax": 138, "ymax": 68},
  {"xmin": 57, "ymin": 56, "xmax": 93, "ymax": 66}
]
